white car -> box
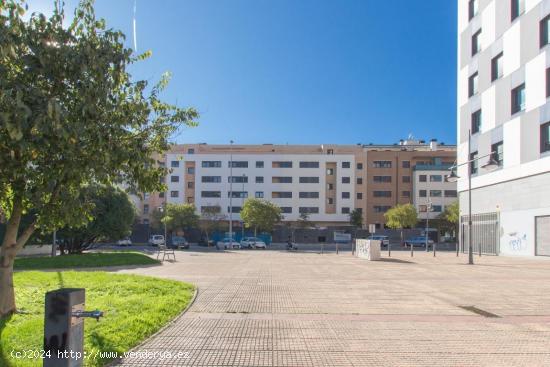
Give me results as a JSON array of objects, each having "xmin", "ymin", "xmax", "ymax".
[
  {"xmin": 367, "ymin": 235, "xmax": 390, "ymax": 247},
  {"xmin": 117, "ymin": 237, "xmax": 132, "ymax": 246},
  {"xmin": 149, "ymin": 235, "xmax": 165, "ymax": 246},
  {"xmin": 241, "ymin": 237, "xmax": 266, "ymax": 249},
  {"xmin": 218, "ymin": 238, "xmax": 241, "ymax": 249}
]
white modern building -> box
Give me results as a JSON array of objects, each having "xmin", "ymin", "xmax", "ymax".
[{"xmin": 457, "ymin": 0, "xmax": 550, "ymax": 256}]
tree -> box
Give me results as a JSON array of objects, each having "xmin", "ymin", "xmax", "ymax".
[
  {"xmin": 199, "ymin": 205, "xmax": 225, "ymax": 243},
  {"xmin": 384, "ymin": 204, "xmax": 418, "ymax": 246},
  {"xmin": 297, "ymin": 212, "xmax": 311, "ymax": 229},
  {"xmin": 161, "ymin": 204, "xmax": 199, "ymax": 235},
  {"xmin": 0, "ymin": 1, "xmax": 198, "ymax": 316},
  {"xmin": 240, "ymin": 199, "xmax": 282, "ymax": 236},
  {"xmin": 437, "ymin": 201, "xmax": 459, "ymax": 237},
  {"xmin": 349, "ymin": 208, "xmax": 363, "ymax": 229},
  {"xmin": 58, "ymin": 184, "xmax": 136, "ymax": 254}
]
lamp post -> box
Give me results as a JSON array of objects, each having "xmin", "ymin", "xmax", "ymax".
[
  {"xmin": 241, "ymin": 173, "xmax": 246, "ymax": 240},
  {"xmin": 425, "ymin": 200, "xmax": 432, "ymax": 252},
  {"xmin": 229, "ymin": 140, "xmax": 234, "ymax": 240},
  {"xmin": 446, "ymin": 129, "xmax": 498, "ymax": 265}
]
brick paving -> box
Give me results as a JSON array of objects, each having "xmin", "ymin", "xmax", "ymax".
[{"xmin": 113, "ymin": 248, "xmax": 550, "ymax": 366}]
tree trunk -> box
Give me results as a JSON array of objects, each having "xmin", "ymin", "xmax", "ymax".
[{"xmin": 0, "ymin": 200, "xmax": 23, "ymax": 317}]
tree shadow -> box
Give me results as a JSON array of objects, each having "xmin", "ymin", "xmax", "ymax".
[{"xmin": 0, "ymin": 314, "xmax": 13, "ymax": 367}]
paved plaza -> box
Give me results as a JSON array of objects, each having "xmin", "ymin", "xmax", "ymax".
[{"xmin": 114, "ymin": 247, "xmax": 550, "ymax": 366}]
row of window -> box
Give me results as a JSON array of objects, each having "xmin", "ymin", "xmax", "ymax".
[
  {"xmin": 469, "ymin": 140, "xmax": 504, "ymax": 174},
  {"xmin": 200, "ymin": 191, "xmax": 359, "ymax": 200},
  {"xmin": 197, "ymin": 176, "xmax": 358, "ymax": 184},
  {"xmin": 418, "ymin": 174, "xmax": 444, "ymax": 182},
  {"xmin": 468, "ymin": 0, "xmax": 525, "ymax": 23},
  {"xmin": 373, "ymin": 175, "xmax": 412, "ymax": 183},
  {"xmin": 199, "ymin": 160, "xmax": 356, "ymax": 169},
  {"xmin": 418, "ymin": 190, "xmax": 458, "ymax": 198},
  {"xmin": 197, "ymin": 206, "xmax": 354, "ymax": 215}
]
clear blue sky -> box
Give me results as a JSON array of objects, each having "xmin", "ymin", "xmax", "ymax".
[{"xmin": 31, "ymin": 0, "xmax": 457, "ymax": 145}]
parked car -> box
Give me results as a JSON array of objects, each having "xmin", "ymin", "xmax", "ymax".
[
  {"xmin": 404, "ymin": 236, "xmax": 434, "ymax": 248},
  {"xmin": 198, "ymin": 238, "xmax": 215, "ymax": 247},
  {"xmin": 241, "ymin": 237, "xmax": 266, "ymax": 249},
  {"xmin": 148, "ymin": 235, "xmax": 165, "ymax": 246},
  {"xmin": 172, "ymin": 236, "xmax": 189, "ymax": 249},
  {"xmin": 217, "ymin": 238, "xmax": 241, "ymax": 249},
  {"xmin": 116, "ymin": 237, "xmax": 132, "ymax": 246},
  {"xmin": 366, "ymin": 235, "xmax": 390, "ymax": 247}
]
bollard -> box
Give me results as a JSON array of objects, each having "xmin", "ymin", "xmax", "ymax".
[
  {"xmin": 388, "ymin": 243, "xmax": 391, "ymax": 257},
  {"xmin": 44, "ymin": 289, "xmax": 103, "ymax": 367},
  {"xmin": 433, "ymin": 243, "xmax": 437, "ymax": 257},
  {"xmin": 410, "ymin": 243, "xmax": 414, "ymax": 257}
]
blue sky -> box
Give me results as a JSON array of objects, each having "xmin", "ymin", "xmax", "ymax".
[{"xmin": 30, "ymin": 0, "xmax": 457, "ymax": 145}]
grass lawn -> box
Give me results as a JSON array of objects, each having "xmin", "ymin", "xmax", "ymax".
[
  {"xmin": 14, "ymin": 252, "xmax": 159, "ymax": 270},
  {"xmin": 0, "ymin": 271, "xmax": 194, "ymax": 367}
]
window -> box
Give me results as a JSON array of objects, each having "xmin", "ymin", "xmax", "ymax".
[
  {"xmin": 342, "ymin": 192, "xmax": 351, "ymax": 199},
  {"xmin": 299, "ymin": 177, "xmax": 320, "ymax": 184},
  {"xmin": 342, "ymin": 162, "xmax": 351, "ymax": 168},
  {"xmin": 187, "ymin": 167, "xmax": 195, "ymax": 174},
  {"xmin": 419, "ymin": 175, "xmax": 427, "ymax": 182},
  {"xmin": 229, "ymin": 161, "xmax": 248, "ymax": 168},
  {"xmin": 227, "ymin": 206, "xmax": 242, "ymax": 213},
  {"xmin": 228, "ymin": 191, "xmax": 248, "ymax": 198},
  {"xmin": 187, "ymin": 182, "xmax": 194, "ymax": 189},
  {"xmin": 300, "ymin": 161, "xmax": 319, "ymax": 168},
  {"xmin": 143, "ymin": 204, "xmax": 149, "ymax": 214},
  {"xmin": 299, "ymin": 192, "xmax": 319, "ymax": 199},
  {"xmin": 272, "ymin": 161, "xmax": 293, "ymax": 168},
  {"xmin": 255, "ymin": 191, "xmax": 264, "ymax": 198},
  {"xmin": 159, "ymin": 192, "xmax": 165, "ymax": 198},
  {"xmin": 171, "ymin": 175, "xmax": 179, "ymax": 183},
  {"xmin": 402, "ymin": 176, "xmax": 411, "ymax": 183},
  {"xmin": 143, "ymin": 218, "xmax": 149, "ymax": 225},
  {"xmin": 272, "ymin": 191, "xmax": 292, "ymax": 199},
  {"xmin": 280, "ymin": 207, "xmax": 292, "ymax": 214},
  {"xmin": 432, "ymin": 205, "xmax": 442, "ymax": 213},
  {"xmin": 299, "ymin": 207, "xmax": 319, "ymax": 214},
  {"xmin": 327, "ymin": 183, "xmax": 334, "ymax": 190},
  {"xmin": 158, "ymin": 161, "xmax": 166, "ymax": 168},
  {"xmin": 541, "ymin": 122, "xmax": 550, "ymax": 153},
  {"xmin": 511, "ymin": 0, "xmax": 524, "ymax": 21},
  {"xmin": 492, "ymin": 141, "xmax": 504, "ymax": 167},
  {"xmin": 402, "ymin": 161, "xmax": 410, "ymax": 168},
  {"xmin": 373, "ymin": 161, "xmax": 392, "ymax": 168},
  {"xmin": 511, "ymin": 83, "xmax": 525, "ymax": 115},
  {"xmin": 430, "ymin": 175, "xmax": 443, "ymax": 182},
  {"xmin": 171, "ymin": 161, "xmax": 180, "ymax": 168},
  {"xmin": 357, "ymin": 178, "xmax": 363, "ymax": 185},
  {"xmin": 547, "ymin": 68, "xmax": 550, "ymax": 98},
  {"xmin": 256, "ymin": 161, "xmax": 264, "ymax": 168},
  {"xmin": 472, "ymin": 29, "xmax": 482, "ymax": 56},
  {"xmin": 201, "ymin": 191, "xmax": 221, "ymax": 198},
  {"xmin": 255, "ymin": 176, "xmax": 264, "ymax": 184},
  {"xmin": 419, "ymin": 205, "xmax": 427, "ymax": 213},
  {"xmin": 187, "ymin": 197, "xmax": 194, "ymax": 203},
  {"xmin": 472, "ymin": 109, "xmax": 482, "ymax": 134},
  {"xmin": 202, "ymin": 176, "xmax": 221, "ymax": 183},
  {"xmin": 342, "ymin": 177, "xmax": 351, "ymax": 184},
  {"xmin": 357, "ymin": 163, "xmax": 363, "ymax": 170},
  {"xmin": 468, "ymin": 72, "xmax": 478, "ymax": 97},
  {"xmin": 374, "ymin": 206, "xmax": 391, "ymax": 213},
  {"xmin": 444, "ymin": 190, "xmax": 458, "ymax": 198},
  {"xmin": 540, "ymin": 14, "xmax": 550, "ymax": 48},
  {"xmin": 327, "ymin": 198, "xmax": 334, "ymax": 205},
  {"xmin": 419, "ymin": 190, "xmax": 427, "ymax": 198},
  {"xmin": 342, "ymin": 207, "xmax": 350, "ymax": 214},
  {"xmin": 468, "ymin": 0, "xmax": 478, "ymax": 20},
  {"xmin": 201, "ymin": 206, "xmax": 220, "ymax": 213},
  {"xmin": 430, "ymin": 190, "xmax": 442, "ymax": 197},
  {"xmin": 491, "ymin": 53, "xmax": 503, "ymax": 81},
  {"xmin": 170, "ymin": 191, "xmax": 179, "ymax": 198},
  {"xmin": 357, "ymin": 193, "xmax": 363, "ymax": 200},
  {"xmin": 327, "ymin": 149, "xmax": 334, "ymax": 155},
  {"xmin": 229, "ymin": 176, "xmax": 248, "ymax": 183},
  {"xmin": 187, "ymin": 148, "xmax": 194, "ymax": 154},
  {"xmin": 402, "ymin": 191, "xmax": 411, "ymax": 198},
  {"xmin": 326, "ymin": 168, "xmax": 335, "ymax": 175},
  {"xmin": 470, "ymin": 151, "xmax": 479, "ymax": 174},
  {"xmin": 373, "ymin": 191, "xmax": 392, "ymax": 198},
  {"xmin": 272, "ymin": 176, "xmax": 292, "ymax": 184},
  {"xmin": 202, "ymin": 161, "xmax": 221, "ymax": 168},
  {"xmin": 373, "ymin": 176, "xmax": 392, "ymax": 183}
]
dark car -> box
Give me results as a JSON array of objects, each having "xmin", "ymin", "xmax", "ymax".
[
  {"xmin": 198, "ymin": 238, "xmax": 215, "ymax": 247},
  {"xmin": 171, "ymin": 236, "xmax": 189, "ymax": 249},
  {"xmin": 404, "ymin": 236, "xmax": 434, "ymax": 248}
]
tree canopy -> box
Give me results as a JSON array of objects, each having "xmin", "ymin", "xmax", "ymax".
[
  {"xmin": 349, "ymin": 208, "xmax": 363, "ymax": 228},
  {"xmin": 384, "ymin": 204, "xmax": 418, "ymax": 230},
  {"xmin": 161, "ymin": 204, "xmax": 199, "ymax": 234},
  {"xmin": 240, "ymin": 199, "xmax": 282, "ymax": 234},
  {"xmin": 0, "ymin": 0, "xmax": 197, "ymax": 316}
]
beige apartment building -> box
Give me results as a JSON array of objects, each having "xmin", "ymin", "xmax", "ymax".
[{"xmin": 134, "ymin": 139, "xmax": 456, "ymax": 229}]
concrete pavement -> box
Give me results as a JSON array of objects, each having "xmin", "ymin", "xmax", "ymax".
[{"xmin": 113, "ymin": 247, "xmax": 550, "ymax": 366}]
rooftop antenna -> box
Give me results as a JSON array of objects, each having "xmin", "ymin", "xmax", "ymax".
[{"xmin": 133, "ymin": 0, "xmax": 138, "ymax": 51}]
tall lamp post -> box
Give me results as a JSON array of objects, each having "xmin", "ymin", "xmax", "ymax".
[
  {"xmin": 242, "ymin": 173, "xmax": 246, "ymax": 240},
  {"xmin": 229, "ymin": 140, "xmax": 234, "ymax": 240},
  {"xmin": 446, "ymin": 129, "xmax": 498, "ymax": 265}
]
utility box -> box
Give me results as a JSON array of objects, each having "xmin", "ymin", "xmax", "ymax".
[
  {"xmin": 44, "ymin": 288, "xmax": 85, "ymax": 367},
  {"xmin": 356, "ymin": 239, "xmax": 381, "ymax": 260}
]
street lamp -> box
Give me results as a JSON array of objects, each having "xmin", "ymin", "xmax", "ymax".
[
  {"xmin": 229, "ymin": 140, "xmax": 234, "ymax": 241},
  {"xmin": 242, "ymin": 173, "xmax": 246, "ymax": 240},
  {"xmin": 446, "ymin": 129, "xmax": 498, "ymax": 265},
  {"xmin": 158, "ymin": 205, "xmax": 168, "ymax": 247}
]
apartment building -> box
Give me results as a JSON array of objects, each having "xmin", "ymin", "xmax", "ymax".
[
  {"xmin": 458, "ymin": 0, "xmax": 550, "ymax": 256},
  {"xmin": 412, "ymin": 161, "xmax": 458, "ymax": 221},
  {"xmin": 135, "ymin": 140, "xmax": 456, "ymax": 229}
]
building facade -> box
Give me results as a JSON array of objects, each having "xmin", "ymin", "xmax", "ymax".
[
  {"xmin": 457, "ymin": 0, "xmax": 550, "ymax": 256},
  {"xmin": 134, "ymin": 140, "xmax": 456, "ymax": 230}
]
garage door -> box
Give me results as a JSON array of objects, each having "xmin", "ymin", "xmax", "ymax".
[{"xmin": 536, "ymin": 216, "xmax": 550, "ymax": 256}]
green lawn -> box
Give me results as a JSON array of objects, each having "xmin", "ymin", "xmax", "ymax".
[
  {"xmin": 1, "ymin": 272, "xmax": 194, "ymax": 367},
  {"xmin": 14, "ymin": 252, "xmax": 159, "ymax": 270}
]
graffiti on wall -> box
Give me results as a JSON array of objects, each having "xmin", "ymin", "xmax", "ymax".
[{"xmin": 506, "ymin": 232, "xmax": 528, "ymax": 252}]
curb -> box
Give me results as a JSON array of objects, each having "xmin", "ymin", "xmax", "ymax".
[{"xmin": 106, "ymin": 285, "xmax": 198, "ymax": 366}]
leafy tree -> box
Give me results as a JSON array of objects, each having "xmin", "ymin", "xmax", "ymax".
[
  {"xmin": 349, "ymin": 208, "xmax": 363, "ymax": 228},
  {"xmin": 0, "ymin": 1, "xmax": 197, "ymax": 316},
  {"xmin": 297, "ymin": 212, "xmax": 311, "ymax": 229},
  {"xmin": 437, "ymin": 201, "xmax": 459, "ymax": 237},
  {"xmin": 199, "ymin": 205, "xmax": 225, "ymax": 243},
  {"xmin": 57, "ymin": 185, "xmax": 136, "ymax": 254},
  {"xmin": 161, "ymin": 204, "xmax": 199, "ymax": 235},
  {"xmin": 384, "ymin": 204, "xmax": 418, "ymax": 245},
  {"xmin": 240, "ymin": 199, "xmax": 282, "ymax": 236}
]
